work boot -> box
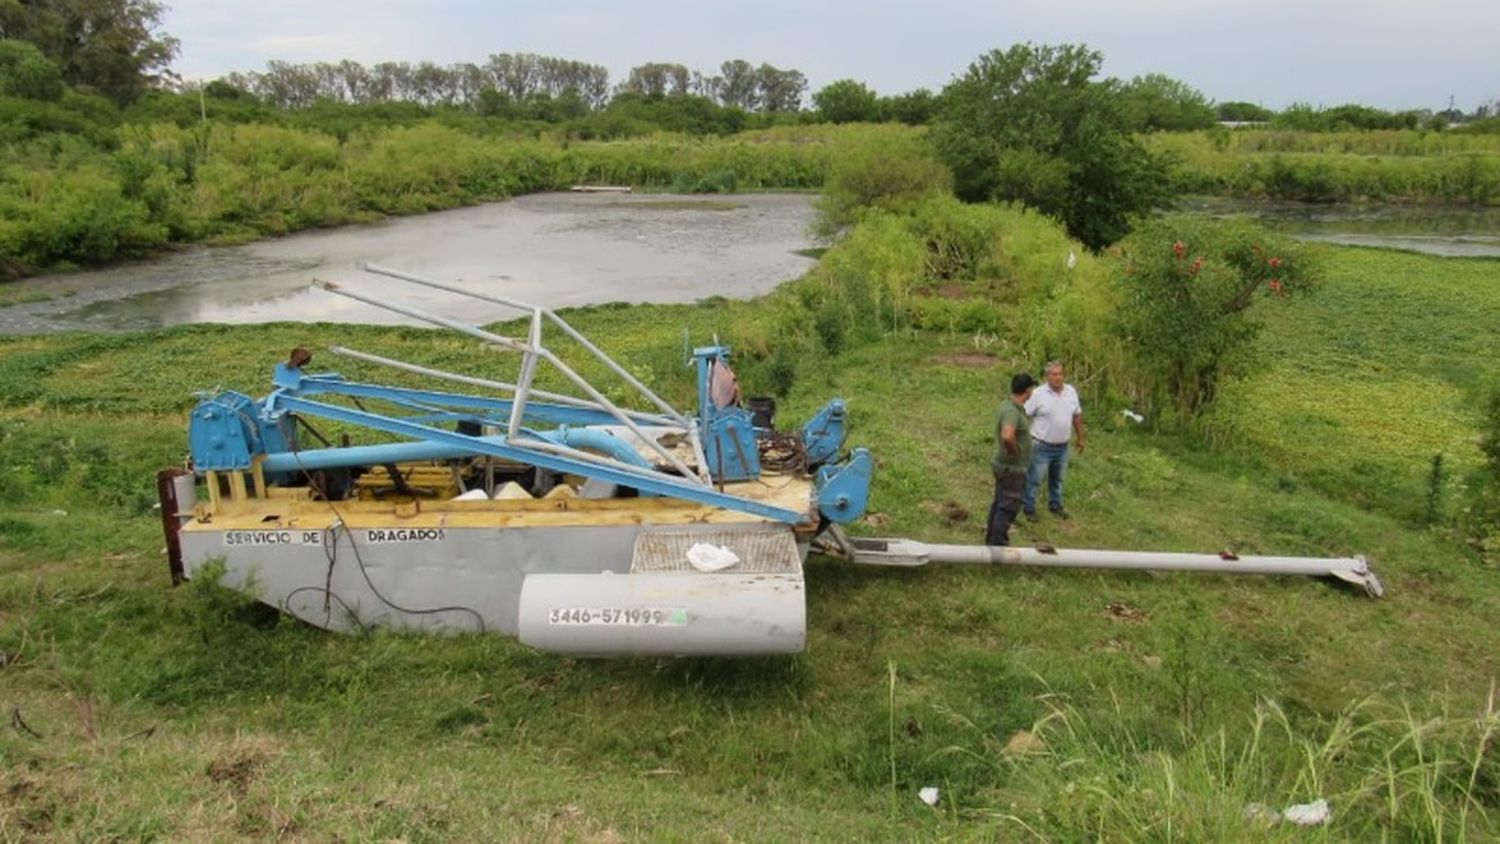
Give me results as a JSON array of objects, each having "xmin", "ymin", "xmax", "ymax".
[
  {"xmin": 1050, "ymin": 507, "xmax": 1071, "ymax": 521},
  {"xmin": 1024, "ymin": 510, "xmax": 1039, "ymax": 523}
]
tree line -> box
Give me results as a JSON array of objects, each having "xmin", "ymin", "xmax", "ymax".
[
  {"xmin": 4, "ymin": 0, "xmax": 1494, "ymax": 134},
  {"xmin": 216, "ymin": 55, "xmax": 809, "ymax": 114}
]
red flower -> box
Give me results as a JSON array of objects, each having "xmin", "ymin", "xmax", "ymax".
[
  {"xmin": 1172, "ymin": 240, "xmax": 1186, "ymax": 258},
  {"xmin": 1268, "ymin": 279, "xmax": 1285, "ymax": 296},
  {"xmin": 1269, "ymin": 257, "xmax": 1284, "ymax": 269},
  {"xmin": 1187, "ymin": 256, "xmax": 1205, "ymax": 276}
]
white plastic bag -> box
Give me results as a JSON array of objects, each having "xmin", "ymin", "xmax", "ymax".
[
  {"xmin": 1283, "ymin": 799, "xmax": 1330, "ymax": 826},
  {"xmin": 686, "ymin": 543, "xmax": 740, "ymax": 572}
]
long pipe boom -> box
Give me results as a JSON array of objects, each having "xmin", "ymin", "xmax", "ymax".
[{"xmin": 845, "ymin": 537, "xmax": 1383, "ymax": 597}]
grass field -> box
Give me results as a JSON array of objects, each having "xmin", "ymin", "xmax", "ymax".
[
  {"xmin": 1, "ymin": 244, "xmax": 1498, "ymax": 840},
  {"xmin": 1146, "ymin": 130, "xmax": 1500, "ymax": 204}
]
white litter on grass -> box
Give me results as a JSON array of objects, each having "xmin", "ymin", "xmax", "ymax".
[
  {"xmin": 918, "ymin": 787, "xmax": 940, "ymax": 807},
  {"xmin": 1120, "ymin": 409, "xmax": 1146, "ymax": 424},
  {"xmin": 1283, "ymin": 799, "xmax": 1331, "ymax": 826},
  {"xmin": 685, "ymin": 543, "xmax": 740, "ymax": 572}
]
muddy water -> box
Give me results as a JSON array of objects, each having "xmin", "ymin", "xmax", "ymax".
[
  {"xmin": 1180, "ymin": 197, "xmax": 1500, "ymax": 257},
  {"xmin": 0, "ymin": 193, "xmax": 818, "ymax": 335}
]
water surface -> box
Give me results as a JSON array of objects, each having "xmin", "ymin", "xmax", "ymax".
[
  {"xmin": 1180, "ymin": 197, "xmax": 1500, "ymax": 257},
  {"xmin": 0, "ymin": 192, "xmax": 817, "ymax": 334}
]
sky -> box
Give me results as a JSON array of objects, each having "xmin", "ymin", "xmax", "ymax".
[{"xmin": 164, "ymin": 0, "xmax": 1498, "ymax": 112}]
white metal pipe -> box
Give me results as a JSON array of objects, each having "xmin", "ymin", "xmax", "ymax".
[
  {"xmin": 512, "ymin": 435, "xmax": 698, "ymax": 485},
  {"xmin": 358, "ymin": 262, "xmax": 687, "ymax": 422},
  {"xmin": 534, "ymin": 347, "xmax": 702, "ymax": 483},
  {"xmin": 314, "ymin": 280, "xmax": 703, "ymax": 483},
  {"xmin": 543, "ymin": 310, "xmax": 685, "ymax": 421},
  {"xmin": 844, "ymin": 537, "xmax": 1383, "ymax": 597},
  {"xmin": 507, "ymin": 309, "xmax": 543, "ymax": 440},
  {"xmin": 942, "ymin": 545, "xmax": 1366, "ymax": 575},
  {"xmin": 685, "ymin": 425, "xmax": 712, "ymax": 484},
  {"xmin": 360, "ymin": 262, "xmax": 536, "ymax": 314},
  {"xmin": 328, "ymin": 345, "xmax": 676, "ymax": 426}
]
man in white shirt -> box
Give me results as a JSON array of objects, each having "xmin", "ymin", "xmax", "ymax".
[{"xmin": 1023, "ymin": 360, "xmax": 1086, "ymax": 520}]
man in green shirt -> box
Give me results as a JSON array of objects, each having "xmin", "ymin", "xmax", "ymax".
[{"xmin": 986, "ymin": 372, "xmax": 1037, "ymax": 546}]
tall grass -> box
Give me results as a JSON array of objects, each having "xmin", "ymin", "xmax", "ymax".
[
  {"xmin": 956, "ymin": 690, "xmax": 1500, "ymax": 840},
  {"xmin": 1149, "ymin": 131, "xmax": 1500, "ymax": 204}
]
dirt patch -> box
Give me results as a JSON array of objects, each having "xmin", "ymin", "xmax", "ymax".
[
  {"xmin": 932, "ymin": 352, "xmax": 996, "ymax": 369},
  {"xmin": 207, "ymin": 745, "xmax": 270, "ymax": 794},
  {"xmin": 1003, "ymin": 729, "xmax": 1047, "ymax": 756},
  {"xmin": 1104, "ymin": 601, "xmax": 1151, "ymax": 623},
  {"xmin": 920, "ymin": 499, "xmax": 971, "ymax": 524},
  {"xmin": 1, "ymin": 771, "xmax": 59, "ymax": 835}
]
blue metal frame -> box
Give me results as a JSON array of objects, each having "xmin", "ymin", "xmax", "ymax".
[
  {"xmin": 269, "ymin": 394, "xmax": 807, "ymax": 523},
  {"xmin": 187, "ymin": 337, "xmax": 873, "ymax": 525}
]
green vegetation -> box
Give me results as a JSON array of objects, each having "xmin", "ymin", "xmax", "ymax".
[
  {"xmin": 1217, "ymin": 101, "xmax": 1274, "ymax": 123},
  {"xmin": 812, "ymin": 78, "xmax": 881, "ymax": 124},
  {"xmin": 3, "ymin": 198, "xmax": 1498, "ymax": 837},
  {"xmin": 1472, "ymin": 393, "xmax": 1500, "ymax": 558},
  {"xmin": 0, "ymin": 1, "xmax": 177, "ymax": 105},
  {"xmin": 812, "ymin": 125, "xmax": 952, "ymax": 238},
  {"xmin": 1204, "ymin": 248, "xmax": 1500, "ymax": 525},
  {"xmin": 0, "ymin": 39, "xmax": 64, "ymax": 101},
  {"xmin": 1149, "ymin": 130, "xmax": 1500, "ymax": 204},
  {"xmin": 1273, "ymin": 103, "xmax": 1431, "ymax": 132},
  {"xmin": 931, "ymin": 43, "xmax": 1170, "ymax": 249},
  {"xmin": 0, "ymin": 121, "xmax": 850, "ymax": 276},
  {"xmin": 1114, "ymin": 216, "xmax": 1319, "ymax": 422},
  {"xmin": 1119, "ymin": 73, "xmax": 1217, "ymax": 133},
  {"xmin": 1, "ymin": 23, "xmax": 1498, "ymax": 282}
]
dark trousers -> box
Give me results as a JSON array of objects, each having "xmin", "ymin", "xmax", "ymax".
[{"xmin": 985, "ymin": 468, "xmax": 1027, "ymax": 546}]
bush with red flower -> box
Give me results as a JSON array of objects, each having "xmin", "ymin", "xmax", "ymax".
[{"xmin": 1114, "ymin": 215, "xmax": 1319, "ymax": 423}]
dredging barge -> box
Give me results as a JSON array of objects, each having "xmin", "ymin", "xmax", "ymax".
[{"xmin": 158, "ymin": 265, "xmax": 1381, "ymax": 657}]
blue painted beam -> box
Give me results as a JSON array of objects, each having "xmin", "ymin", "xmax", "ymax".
[
  {"xmin": 284, "ymin": 377, "xmax": 634, "ymax": 429},
  {"xmin": 272, "ymin": 396, "xmax": 808, "ymax": 524}
]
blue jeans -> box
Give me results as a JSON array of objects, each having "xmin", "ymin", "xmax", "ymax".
[{"xmin": 1023, "ymin": 441, "xmax": 1069, "ymax": 514}]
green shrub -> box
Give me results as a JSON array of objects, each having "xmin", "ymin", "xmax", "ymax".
[
  {"xmin": 671, "ymin": 168, "xmax": 738, "ymax": 193},
  {"xmin": 0, "ymin": 39, "xmax": 64, "ymax": 101},
  {"xmin": 1114, "ymin": 215, "xmax": 1319, "ymax": 424},
  {"xmin": 813, "ymin": 126, "xmax": 951, "ymax": 239},
  {"xmin": 932, "ymin": 43, "xmax": 1169, "ymax": 249}
]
